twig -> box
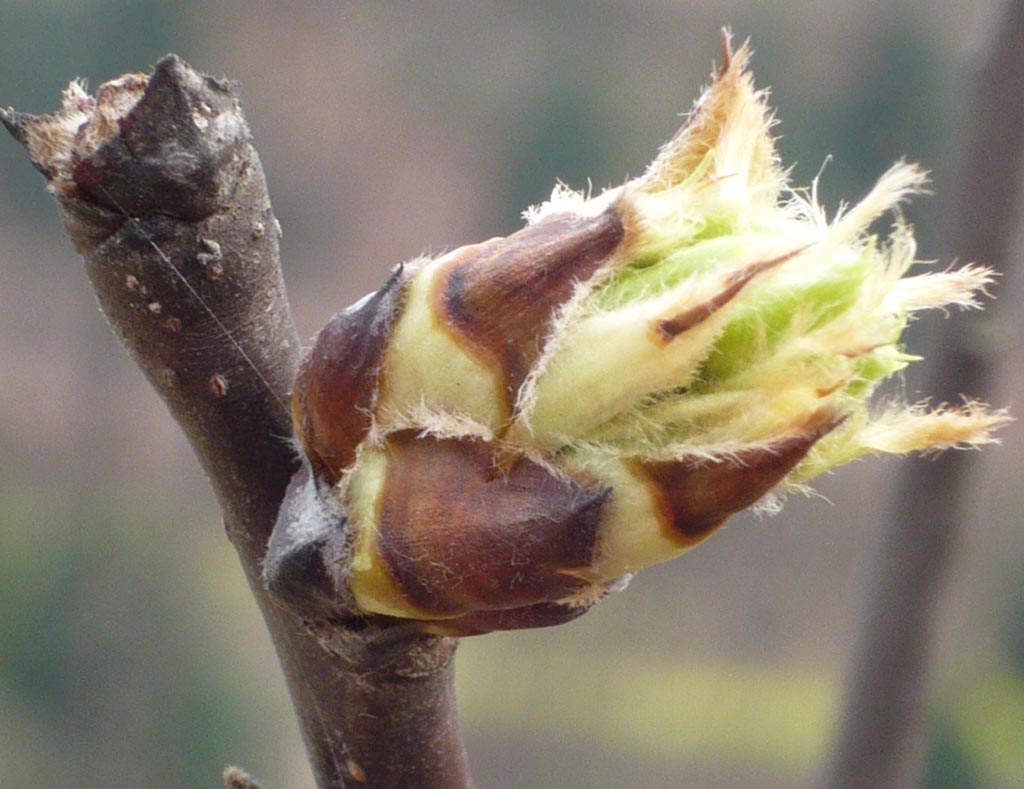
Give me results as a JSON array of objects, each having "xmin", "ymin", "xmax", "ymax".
[
  {"xmin": 3, "ymin": 55, "xmax": 470, "ymax": 788},
  {"xmin": 824, "ymin": 2, "xmax": 1024, "ymax": 786}
]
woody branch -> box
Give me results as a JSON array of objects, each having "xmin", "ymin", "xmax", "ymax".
[{"xmin": 2, "ymin": 55, "xmax": 470, "ymax": 789}]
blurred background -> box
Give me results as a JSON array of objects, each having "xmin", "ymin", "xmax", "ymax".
[{"xmin": 1, "ymin": 1, "xmax": 1022, "ymax": 787}]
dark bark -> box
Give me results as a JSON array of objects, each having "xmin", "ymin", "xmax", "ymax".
[
  {"xmin": 824, "ymin": 3, "xmax": 1024, "ymax": 786},
  {"xmin": 3, "ymin": 55, "xmax": 470, "ymax": 788}
]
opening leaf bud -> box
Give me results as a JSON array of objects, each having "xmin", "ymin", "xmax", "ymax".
[{"xmin": 279, "ymin": 34, "xmax": 1008, "ymax": 635}]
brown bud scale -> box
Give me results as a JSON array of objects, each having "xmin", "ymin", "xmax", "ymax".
[
  {"xmin": 633, "ymin": 415, "xmax": 839, "ymax": 541},
  {"xmin": 374, "ymin": 431, "xmax": 610, "ymax": 616},
  {"xmin": 292, "ymin": 267, "xmax": 408, "ymax": 484},
  {"xmin": 437, "ymin": 209, "xmax": 624, "ymax": 413}
]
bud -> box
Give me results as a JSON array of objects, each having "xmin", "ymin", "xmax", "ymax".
[{"xmin": 281, "ymin": 37, "xmax": 1006, "ymax": 636}]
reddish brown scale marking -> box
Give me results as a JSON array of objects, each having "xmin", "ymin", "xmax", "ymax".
[
  {"xmin": 816, "ymin": 379, "xmax": 849, "ymax": 398},
  {"xmin": 634, "ymin": 415, "xmax": 839, "ymax": 542},
  {"xmin": 422, "ymin": 599, "xmax": 596, "ymax": 636},
  {"xmin": 840, "ymin": 342, "xmax": 886, "ymax": 359},
  {"xmin": 654, "ymin": 246, "xmax": 809, "ymax": 343},
  {"xmin": 291, "ymin": 267, "xmax": 407, "ymax": 485},
  {"xmin": 376, "ymin": 431, "xmax": 610, "ymax": 617},
  {"xmin": 437, "ymin": 208, "xmax": 625, "ymax": 413}
]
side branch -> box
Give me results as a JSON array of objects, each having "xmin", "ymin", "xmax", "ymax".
[{"xmin": 3, "ymin": 55, "xmax": 469, "ymax": 788}]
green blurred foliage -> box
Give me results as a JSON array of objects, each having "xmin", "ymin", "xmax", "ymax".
[
  {"xmin": 0, "ymin": 477, "xmax": 258, "ymax": 788},
  {"xmin": 922, "ymin": 717, "xmax": 985, "ymax": 789}
]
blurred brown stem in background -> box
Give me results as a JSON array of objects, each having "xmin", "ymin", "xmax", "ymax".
[
  {"xmin": 2, "ymin": 56, "xmax": 469, "ymax": 788},
  {"xmin": 824, "ymin": 1, "xmax": 1024, "ymax": 786}
]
